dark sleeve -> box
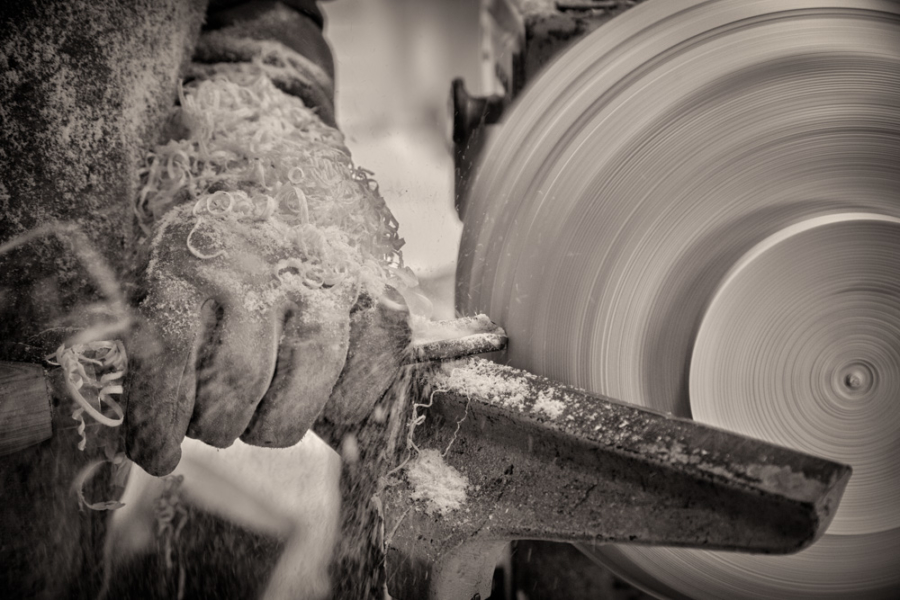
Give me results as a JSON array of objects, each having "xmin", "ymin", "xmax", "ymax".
[
  {"xmin": 197, "ymin": 0, "xmax": 337, "ymax": 125},
  {"xmin": 208, "ymin": 0, "xmax": 326, "ymax": 29}
]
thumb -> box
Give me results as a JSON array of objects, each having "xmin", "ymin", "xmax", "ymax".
[
  {"xmin": 324, "ymin": 286, "xmax": 411, "ymax": 425},
  {"xmin": 124, "ymin": 289, "xmax": 206, "ymax": 476}
]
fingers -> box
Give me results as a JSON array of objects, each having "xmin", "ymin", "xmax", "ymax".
[
  {"xmin": 324, "ymin": 287, "xmax": 411, "ymax": 425},
  {"xmin": 125, "ymin": 290, "xmax": 207, "ymax": 477},
  {"xmin": 187, "ymin": 298, "xmax": 280, "ymax": 447},
  {"xmin": 241, "ymin": 293, "xmax": 351, "ymax": 447}
]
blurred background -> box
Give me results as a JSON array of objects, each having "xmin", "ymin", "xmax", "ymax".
[{"xmin": 323, "ymin": 0, "xmax": 484, "ymax": 319}]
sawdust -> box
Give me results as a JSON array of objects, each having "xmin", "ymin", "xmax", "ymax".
[
  {"xmin": 434, "ymin": 359, "xmax": 530, "ymax": 411},
  {"xmin": 0, "ymin": 1, "xmax": 205, "ymax": 318},
  {"xmin": 406, "ymin": 449, "xmax": 468, "ymax": 515},
  {"xmin": 409, "ymin": 314, "xmax": 494, "ymax": 345},
  {"xmin": 321, "ymin": 365, "xmax": 420, "ymax": 598},
  {"xmin": 532, "ymin": 389, "xmax": 567, "ymax": 419}
]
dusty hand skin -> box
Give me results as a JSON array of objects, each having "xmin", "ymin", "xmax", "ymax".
[
  {"xmin": 128, "ymin": 200, "xmax": 357, "ymax": 474},
  {"xmin": 124, "ymin": 54, "xmax": 413, "ymax": 475},
  {"xmin": 129, "ymin": 199, "xmax": 412, "ymax": 476},
  {"xmin": 325, "ymin": 288, "xmax": 412, "ymax": 425}
]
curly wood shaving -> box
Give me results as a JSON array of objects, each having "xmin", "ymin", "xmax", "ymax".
[
  {"xmin": 155, "ymin": 473, "xmax": 189, "ymax": 594},
  {"xmin": 186, "ymin": 217, "xmax": 228, "ymax": 260},
  {"xmin": 72, "ymin": 407, "xmax": 87, "ymax": 451},
  {"xmin": 49, "ymin": 340, "xmax": 127, "ymax": 449},
  {"xmin": 71, "ymin": 452, "xmax": 130, "ymax": 512},
  {"xmin": 136, "ymin": 65, "xmax": 415, "ymax": 301}
]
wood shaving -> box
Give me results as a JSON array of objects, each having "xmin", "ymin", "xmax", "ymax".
[
  {"xmin": 48, "ymin": 340, "xmax": 128, "ymax": 450},
  {"xmin": 406, "ymin": 449, "xmax": 468, "ymax": 516},
  {"xmin": 135, "ymin": 64, "xmax": 412, "ymax": 301},
  {"xmin": 434, "ymin": 359, "xmax": 530, "ymax": 411},
  {"xmin": 532, "ymin": 389, "xmax": 567, "ymax": 420}
]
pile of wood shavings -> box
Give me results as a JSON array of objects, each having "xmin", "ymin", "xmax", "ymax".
[
  {"xmin": 135, "ymin": 64, "xmax": 412, "ymax": 299},
  {"xmin": 406, "ymin": 448, "xmax": 468, "ymax": 515}
]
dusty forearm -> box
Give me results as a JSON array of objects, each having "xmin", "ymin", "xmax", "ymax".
[{"xmin": 0, "ymin": 0, "xmax": 206, "ymax": 339}]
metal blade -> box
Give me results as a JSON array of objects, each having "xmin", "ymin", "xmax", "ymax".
[{"xmin": 384, "ymin": 358, "xmax": 851, "ymax": 599}]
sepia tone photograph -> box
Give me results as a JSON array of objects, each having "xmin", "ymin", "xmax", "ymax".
[{"xmin": 1, "ymin": 0, "xmax": 898, "ymax": 598}]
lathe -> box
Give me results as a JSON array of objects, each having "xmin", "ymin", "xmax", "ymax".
[
  {"xmin": 394, "ymin": 0, "xmax": 900, "ymax": 597},
  {"xmin": 2, "ymin": 1, "xmax": 898, "ymax": 598}
]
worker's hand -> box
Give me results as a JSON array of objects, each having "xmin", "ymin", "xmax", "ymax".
[{"xmin": 125, "ymin": 200, "xmax": 410, "ymax": 476}]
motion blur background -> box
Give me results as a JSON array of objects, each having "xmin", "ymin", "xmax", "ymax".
[{"xmin": 324, "ymin": 0, "xmax": 483, "ymax": 320}]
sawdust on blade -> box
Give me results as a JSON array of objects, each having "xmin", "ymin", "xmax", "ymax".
[
  {"xmin": 435, "ymin": 359, "xmax": 530, "ymax": 411},
  {"xmin": 409, "ymin": 314, "xmax": 493, "ymax": 345}
]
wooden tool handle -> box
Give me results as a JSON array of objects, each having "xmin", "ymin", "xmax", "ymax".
[
  {"xmin": 0, "ymin": 317, "xmax": 507, "ymax": 456},
  {"xmin": 0, "ymin": 361, "xmax": 53, "ymax": 456}
]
